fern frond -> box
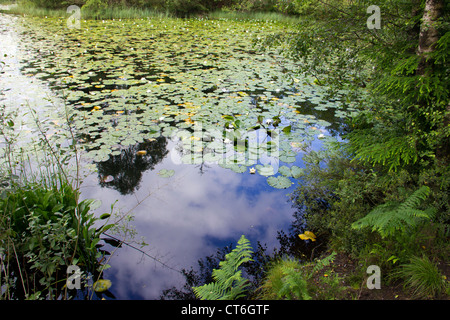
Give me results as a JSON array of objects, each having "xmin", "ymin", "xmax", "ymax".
[
  {"xmin": 278, "ymin": 266, "xmax": 311, "ymax": 300},
  {"xmin": 351, "ymin": 186, "xmax": 434, "ymax": 238},
  {"xmin": 192, "ymin": 235, "xmax": 253, "ymax": 300},
  {"xmin": 312, "ymin": 251, "xmax": 337, "ymax": 274},
  {"xmin": 348, "ymin": 131, "xmax": 418, "ymax": 171}
]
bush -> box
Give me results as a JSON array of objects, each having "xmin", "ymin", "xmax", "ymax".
[{"xmin": 0, "ymin": 182, "xmax": 113, "ymax": 299}]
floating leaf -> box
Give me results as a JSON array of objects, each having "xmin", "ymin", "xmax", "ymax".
[
  {"xmin": 158, "ymin": 169, "xmax": 175, "ymax": 178},
  {"xmin": 256, "ymin": 165, "xmax": 275, "ymax": 177},
  {"xmin": 93, "ymin": 279, "xmax": 112, "ymax": 293},
  {"xmin": 267, "ymin": 176, "xmax": 293, "ymax": 189},
  {"xmin": 290, "ymin": 166, "xmax": 304, "ymax": 178},
  {"xmin": 299, "ymin": 231, "xmax": 316, "ymax": 241},
  {"xmin": 278, "ymin": 165, "xmax": 292, "ymax": 177}
]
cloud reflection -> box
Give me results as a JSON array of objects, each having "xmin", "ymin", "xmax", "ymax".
[{"xmin": 81, "ymin": 146, "xmax": 298, "ymax": 299}]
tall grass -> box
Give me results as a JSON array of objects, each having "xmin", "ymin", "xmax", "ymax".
[
  {"xmin": 207, "ymin": 9, "xmax": 300, "ymax": 23},
  {"xmin": 4, "ymin": 2, "xmax": 172, "ymax": 19},
  {"xmin": 3, "ymin": 2, "xmax": 300, "ymax": 22},
  {"xmin": 394, "ymin": 255, "xmax": 448, "ymax": 299},
  {"xmin": 0, "ymin": 102, "xmax": 116, "ymax": 299}
]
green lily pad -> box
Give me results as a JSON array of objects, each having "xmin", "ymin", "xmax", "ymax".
[
  {"xmin": 290, "ymin": 165, "xmax": 304, "ymax": 178},
  {"xmin": 267, "ymin": 176, "xmax": 293, "ymax": 189},
  {"xmin": 256, "ymin": 164, "xmax": 275, "ymax": 176},
  {"xmin": 93, "ymin": 279, "xmax": 112, "ymax": 293},
  {"xmin": 158, "ymin": 169, "xmax": 175, "ymax": 178}
]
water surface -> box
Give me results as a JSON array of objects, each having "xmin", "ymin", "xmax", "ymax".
[{"xmin": 0, "ymin": 11, "xmax": 351, "ymax": 299}]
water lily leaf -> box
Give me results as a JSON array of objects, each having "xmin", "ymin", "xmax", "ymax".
[
  {"xmin": 93, "ymin": 279, "xmax": 112, "ymax": 293},
  {"xmin": 278, "ymin": 165, "xmax": 292, "ymax": 177},
  {"xmin": 256, "ymin": 164, "xmax": 275, "ymax": 177},
  {"xmin": 290, "ymin": 166, "xmax": 304, "ymax": 178},
  {"xmin": 279, "ymin": 155, "xmax": 296, "ymax": 163},
  {"xmin": 267, "ymin": 176, "xmax": 293, "ymax": 189},
  {"xmin": 229, "ymin": 164, "xmax": 248, "ymax": 173},
  {"xmin": 158, "ymin": 169, "xmax": 175, "ymax": 178},
  {"xmin": 136, "ymin": 150, "xmax": 147, "ymax": 156}
]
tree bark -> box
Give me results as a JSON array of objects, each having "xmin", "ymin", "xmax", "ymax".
[{"xmin": 416, "ymin": 0, "xmax": 444, "ymax": 75}]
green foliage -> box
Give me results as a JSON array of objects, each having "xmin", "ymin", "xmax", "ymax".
[
  {"xmin": 258, "ymin": 252, "xmax": 337, "ymax": 300},
  {"xmin": 82, "ymin": 0, "xmax": 107, "ymax": 14},
  {"xmin": 347, "ymin": 127, "xmax": 419, "ymax": 172},
  {"xmin": 394, "ymin": 255, "xmax": 448, "ymax": 299},
  {"xmin": 192, "ymin": 235, "xmax": 253, "ymax": 300},
  {"xmin": 0, "ymin": 182, "xmax": 113, "ymax": 299},
  {"xmin": 351, "ymin": 186, "xmax": 435, "ymax": 238}
]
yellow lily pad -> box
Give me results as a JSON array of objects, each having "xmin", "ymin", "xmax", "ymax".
[{"xmin": 93, "ymin": 279, "xmax": 112, "ymax": 293}]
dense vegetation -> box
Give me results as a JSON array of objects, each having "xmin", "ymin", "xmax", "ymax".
[
  {"xmin": 1, "ymin": 0, "xmax": 449, "ymax": 300},
  {"xmin": 13, "ymin": 0, "xmax": 297, "ymax": 16},
  {"xmin": 164, "ymin": 0, "xmax": 450, "ymax": 300}
]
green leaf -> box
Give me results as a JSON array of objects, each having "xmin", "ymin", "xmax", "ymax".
[
  {"xmin": 267, "ymin": 176, "xmax": 293, "ymax": 189},
  {"xmin": 290, "ymin": 166, "xmax": 304, "ymax": 178},
  {"xmin": 99, "ymin": 213, "xmax": 111, "ymax": 220},
  {"xmin": 158, "ymin": 169, "xmax": 175, "ymax": 178},
  {"xmin": 257, "ymin": 165, "xmax": 275, "ymax": 176},
  {"xmin": 282, "ymin": 125, "xmax": 291, "ymax": 134},
  {"xmin": 93, "ymin": 279, "xmax": 112, "ymax": 293}
]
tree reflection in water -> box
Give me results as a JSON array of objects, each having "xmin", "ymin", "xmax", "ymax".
[{"xmin": 96, "ymin": 136, "xmax": 168, "ymax": 195}]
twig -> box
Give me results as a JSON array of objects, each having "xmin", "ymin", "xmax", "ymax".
[{"xmin": 103, "ymin": 232, "xmax": 183, "ymax": 274}]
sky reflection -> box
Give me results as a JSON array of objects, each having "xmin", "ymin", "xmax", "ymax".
[{"xmin": 79, "ymin": 138, "xmax": 313, "ymax": 299}]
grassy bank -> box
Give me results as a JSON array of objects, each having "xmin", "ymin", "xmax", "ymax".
[
  {"xmin": 2, "ymin": 3, "xmax": 172, "ymax": 19},
  {"xmin": 1, "ymin": 2, "xmax": 300, "ymax": 22}
]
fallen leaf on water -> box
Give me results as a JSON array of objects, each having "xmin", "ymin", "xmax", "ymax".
[
  {"xmin": 136, "ymin": 150, "xmax": 147, "ymax": 156},
  {"xmin": 299, "ymin": 231, "xmax": 317, "ymax": 241}
]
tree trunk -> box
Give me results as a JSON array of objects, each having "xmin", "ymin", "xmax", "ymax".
[
  {"xmin": 415, "ymin": 0, "xmax": 449, "ymax": 165},
  {"xmin": 416, "ymin": 0, "xmax": 444, "ymax": 75}
]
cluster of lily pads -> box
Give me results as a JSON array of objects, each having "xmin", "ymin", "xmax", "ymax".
[{"xmin": 12, "ymin": 15, "xmax": 358, "ymax": 189}]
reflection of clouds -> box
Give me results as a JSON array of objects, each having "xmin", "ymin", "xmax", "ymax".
[
  {"xmin": 81, "ymin": 153, "xmax": 296, "ymax": 299},
  {"xmin": 78, "ymin": 130, "xmax": 332, "ymax": 299}
]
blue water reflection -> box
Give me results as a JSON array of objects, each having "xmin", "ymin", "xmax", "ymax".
[{"xmin": 79, "ymin": 136, "xmax": 322, "ymax": 300}]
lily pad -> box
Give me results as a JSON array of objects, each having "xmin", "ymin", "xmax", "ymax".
[
  {"xmin": 158, "ymin": 169, "xmax": 175, "ymax": 178},
  {"xmin": 256, "ymin": 164, "xmax": 275, "ymax": 177},
  {"xmin": 267, "ymin": 176, "xmax": 293, "ymax": 189},
  {"xmin": 93, "ymin": 279, "xmax": 112, "ymax": 293}
]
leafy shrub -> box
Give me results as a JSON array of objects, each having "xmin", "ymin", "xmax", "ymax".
[
  {"xmin": 258, "ymin": 257, "xmax": 310, "ymax": 300},
  {"xmin": 0, "ymin": 182, "xmax": 113, "ymax": 299}
]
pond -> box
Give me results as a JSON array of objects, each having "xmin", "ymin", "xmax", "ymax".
[{"xmin": 0, "ymin": 10, "xmax": 355, "ymax": 299}]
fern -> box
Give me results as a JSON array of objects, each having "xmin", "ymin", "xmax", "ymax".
[
  {"xmin": 351, "ymin": 186, "xmax": 435, "ymax": 238},
  {"xmin": 348, "ymin": 130, "xmax": 418, "ymax": 172},
  {"xmin": 277, "ymin": 265, "xmax": 311, "ymax": 300},
  {"xmin": 192, "ymin": 235, "xmax": 253, "ymax": 300},
  {"xmin": 312, "ymin": 251, "xmax": 337, "ymax": 274}
]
